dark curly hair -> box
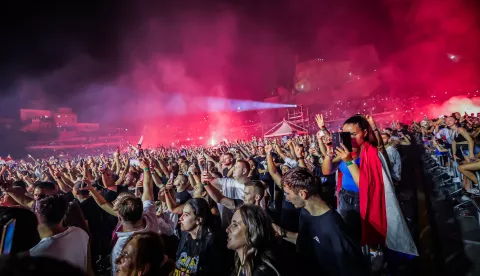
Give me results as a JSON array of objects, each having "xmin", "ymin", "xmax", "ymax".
[
  {"xmin": 281, "ymin": 167, "xmax": 319, "ymax": 196},
  {"xmin": 36, "ymin": 195, "xmax": 68, "ymax": 226},
  {"xmin": 118, "ymin": 197, "xmax": 143, "ymax": 223}
]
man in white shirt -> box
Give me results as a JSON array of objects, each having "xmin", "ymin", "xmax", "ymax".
[
  {"xmin": 111, "ymin": 158, "xmax": 168, "ymax": 275},
  {"xmin": 29, "ymin": 195, "xmax": 90, "ymax": 273},
  {"xmin": 201, "ymin": 159, "xmax": 250, "ymax": 228},
  {"xmin": 382, "ymin": 133, "xmax": 402, "ymax": 183}
]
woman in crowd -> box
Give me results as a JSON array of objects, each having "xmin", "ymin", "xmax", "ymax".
[
  {"xmin": 174, "ymin": 198, "xmax": 231, "ymax": 276},
  {"xmin": 115, "ymin": 232, "xmax": 174, "ymax": 276},
  {"xmin": 321, "ymin": 115, "xmax": 382, "ymax": 242},
  {"xmin": 321, "ymin": 114, "xmax": 416, "ymax": 256},
  {"xmin": 448, "ymin": 115, "xmax": 478, "ymax": 163},
  {"xmin": 226, "ymin": 205, "xmax": 281, "ymax": 276},
  {"xmin": 446, "ymin": 115, "xmax": 480, "ymax": 195}
]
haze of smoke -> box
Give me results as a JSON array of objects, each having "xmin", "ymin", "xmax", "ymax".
[
  {"xmin": 382, "ymin": 0, "xmax": 480, "ymax": 95},
  {"xmin": 428, "ymin": 96, "xmax": 480, "ymax": 118}
]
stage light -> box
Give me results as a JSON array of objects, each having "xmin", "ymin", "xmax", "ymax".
[{"xmin": 210, "ymin": 138, "xmax": 216, "ymax": 146}]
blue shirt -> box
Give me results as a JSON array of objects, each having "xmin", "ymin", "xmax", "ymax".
[{"xmin": 338, "ymin": 158, "xmax": 361, "ymax": 192}]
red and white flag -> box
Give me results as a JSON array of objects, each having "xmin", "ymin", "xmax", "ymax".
[
  {"xmin": 337, "ymin": 142, "xmax": 418, "ymax": 256},
  {"xmin": 5, "ymin": 155, "xmax": 14, "ymax": 165}
]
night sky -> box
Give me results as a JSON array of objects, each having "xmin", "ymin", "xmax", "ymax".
[{"xmin": 0, "ymin": 0, "xmax": 479, "ymax": 123}]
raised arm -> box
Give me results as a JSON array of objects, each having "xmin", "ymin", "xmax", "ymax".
[
  {"xmin": 140, "ymin": 158, "xmax": 153, "ymax": 202},
  {"xmin": 164, "ymin": 185, "xmax": 184, "ymax": 215},
  {"xmin": 114, "ymin": 158, "xmax": 130, "ymax": 186},
  {"xmin": 265, "ymin": 145, "xmax": 282, "ymax": 189},
  {"xmin": 203, "ymin": 182, "xmax": 236, "ymax": 210},
  {"xmin": 81, "ymin": 182, "xmax": 117, "ymax": 217}
]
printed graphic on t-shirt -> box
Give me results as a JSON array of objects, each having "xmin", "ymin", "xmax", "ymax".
[
  {"xmin": 260, "ymin": 160, "xmax": 267, "ymax": 170},
  {"xmin": 173, "ymin": 252, "xmax": 199, "ymax": 275}
]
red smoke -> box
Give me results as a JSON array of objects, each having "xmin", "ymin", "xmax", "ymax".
[{"xmin": 382, "ymin": 0, "xmax": 480, "ymax": 95}]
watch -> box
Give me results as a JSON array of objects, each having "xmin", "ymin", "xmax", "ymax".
[{"xmin": 281, "ymin": 229, "xmax": 287, "ymax": 238}]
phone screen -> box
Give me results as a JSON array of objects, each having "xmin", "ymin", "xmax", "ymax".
[
  {"xmin": 129, "ymin": 159, "xmax": 140, "ymax": 167},
  {"xmin": 0, "ymin": 219, "xmax": 15, "ymax": 254},
  {"xmin": 332, "ymin": 132, "xmax": 353, "ymax": 152}
]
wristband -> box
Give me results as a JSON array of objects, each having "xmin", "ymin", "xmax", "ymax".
[
  {"xmin": 202, "ymin": 182, "xmax": 208, "ymax": 187},
  {"xmin": 346, "ymin": 160, "xmax": 355, "ymax": 166},
  {"xmin": 143, "ymin": 168, "xmax": 150, "ymax": 171},
  {"xmin": 281, "ymin": 229, "xmax": 287, "ymax": 238}
]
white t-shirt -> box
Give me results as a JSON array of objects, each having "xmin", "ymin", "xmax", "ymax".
[
  {"xmin": 111, "ymin": 200, "xmax": 163, "ymax": 275},
  {"xmin": 30, "ymin": 226, "xmax": 89, "ymax": 272},
  {"xmin": 217, "ymin": 178, "xmax": 245, "ymax": 228}
]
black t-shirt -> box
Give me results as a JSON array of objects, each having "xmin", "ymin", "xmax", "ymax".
[
  {"xmin": 176, "ymin": 189, "xmax": 192, "ymax": 205},
  {"xmin": 101, "ymin": 188, "xmax": 118, "ymax": 203},
  {"xmin": 222, "ymin": 167, "xmax": 230, "ymax": 178},
  {"xmin": 297, "ymin": 208, "xmax": 368, "ymax": 276},
  {"xmin": 77, "ymin": 196, "xmax": 116, "ymax": 255},
  {"xmin": 174, "ymin": 231, "xmax": 232, "ymax": 276}
]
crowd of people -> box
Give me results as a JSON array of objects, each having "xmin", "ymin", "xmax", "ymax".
[{"xmin": 2, "ymin": 109, "xmax": 478, "ymax": 276}]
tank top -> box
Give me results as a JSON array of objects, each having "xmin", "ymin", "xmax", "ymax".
[{"xmin": 338, "ymin": 158, "xmax": 361, "ymax": 192}]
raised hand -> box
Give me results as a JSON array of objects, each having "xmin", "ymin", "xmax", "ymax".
[
  {"xmin": 315, "ymin": 114, "xmax": 325, "ymax": 129},
  {"xmin": 265, "ymin": 144, "xmax": 273, "ymax": 154},
  {"xmin": 335, "ymin": 143, "xmax": 353, "ymax": 162},
  {"xmin": 364, "ymin": 114, "xmax": 376, "ymax": 129},
  {"xmin": 139, "ymin": 158, "xmax": 150, "ymax": 170}
]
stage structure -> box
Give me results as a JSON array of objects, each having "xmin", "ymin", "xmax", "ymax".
[
  {"xmin": 287, "ymin": 105, "xmax": 310, "ymax": 133},
  {"xmin": 263, "ymin": 119, "xmax": 308, "ymax": 138}
]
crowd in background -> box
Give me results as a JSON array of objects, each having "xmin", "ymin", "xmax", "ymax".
[{"xmin": 1, "ymin": 110, "xmax": 478, "ymax": 276}]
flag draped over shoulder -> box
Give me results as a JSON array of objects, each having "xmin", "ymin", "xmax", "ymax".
[{"xmin": 336, "ymin": 142, "xmax": 418, "ymax": 256}]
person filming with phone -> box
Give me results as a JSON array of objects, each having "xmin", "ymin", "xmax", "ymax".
[{"xmin": 321, "ymin": 114, "xmax": 417, "ymax": 267}]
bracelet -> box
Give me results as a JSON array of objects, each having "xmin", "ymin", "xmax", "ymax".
[{"xmin": 346, "ymin": 160, "xmax": 355, "ymax": 166}]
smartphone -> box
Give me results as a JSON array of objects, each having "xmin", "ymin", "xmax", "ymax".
[
  {"xmin": 129, "ymin": 159, "xmax": 140, "ymax": 167},
  {"xmin": 282, "ymin": 136, "xmax": 288, "ymax": 143},
  {"xmin": 0, "ymin": 219, "xmax": 15, "ymax": 254},
  {"xmin": 332, "ymin": 132, "xmax": 353, "ymax": 152},
  {"xmin": 180, "ymin": 149, "xmax": 186, "ymax": 157}
]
